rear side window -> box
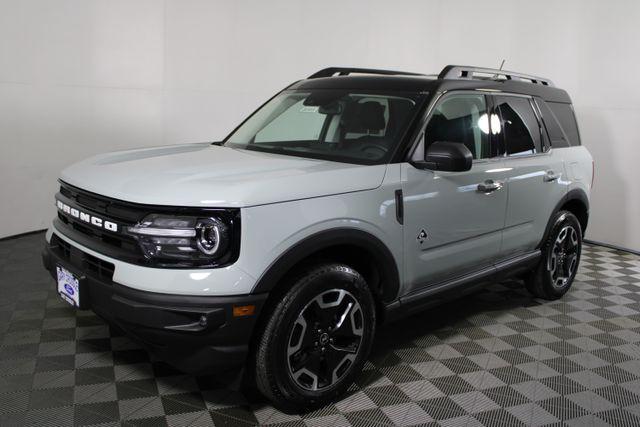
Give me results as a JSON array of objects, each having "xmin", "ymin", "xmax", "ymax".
[
  {"xmin": 548, "ymin": 102, "xmax": 581, "ymax": 146},
  {"xmin": 535, "ymin": 99, "xmax": 569, "ymax": 148},
  {"xmin": 494, "ymin": 96, "xmax": 543, "ymax": 156}
]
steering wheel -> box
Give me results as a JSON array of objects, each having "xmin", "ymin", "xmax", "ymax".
[{"xmin": 359, "ymin": 143, "xmax": 388, "ymax": 157}]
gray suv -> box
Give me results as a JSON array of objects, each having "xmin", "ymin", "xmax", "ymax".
[{"xmin": 43, "ymin": 65, "xmax": 593, "ymax": 410}]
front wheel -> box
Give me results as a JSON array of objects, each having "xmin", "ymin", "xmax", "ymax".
[
  {"xmin": 526, "ymin": 210, "xmax": 582, "ymax": 300},
  {"xmin": 254, "ymin": 264, "xmax": 376, "ymax": 412}
]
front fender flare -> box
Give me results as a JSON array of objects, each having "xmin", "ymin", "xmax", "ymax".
[{"xmin": 251, "ymin": 228, "xmax": 400, "ymax": 302}]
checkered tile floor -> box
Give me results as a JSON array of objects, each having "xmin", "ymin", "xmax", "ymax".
[{"xmin": 2, "ymin": 233, "xmax": 640, "ymax": 426}]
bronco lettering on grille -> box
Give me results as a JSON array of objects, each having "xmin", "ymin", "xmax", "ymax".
[{"xmin": 56, "ymin": 200, "xmax": 118, "ymax": 232}]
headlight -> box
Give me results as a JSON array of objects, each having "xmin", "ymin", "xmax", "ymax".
[
  {"xmin": 127, "ymin": 214, "xmax": 230, "ymax": 265},
  {"xmin": 196, "ymin": 217, "xmax": 226, "ymax": 255}
]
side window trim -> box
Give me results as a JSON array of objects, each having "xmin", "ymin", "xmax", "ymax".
[
  {"xmin": 486, "ymin": 94, "xmax": 504, "ymax": 158},
  {"xmin": 528, "ymin": 97, "xmax": 550, "ymax": 152}
]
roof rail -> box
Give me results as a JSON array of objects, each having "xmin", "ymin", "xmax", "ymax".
[
  {"xmin": 438, "ymin": 65, "xmax": 554, "ymax": 87},
  {"xmin": 308, "ymin": 67, "xmax": 425, "ymax": 79}
]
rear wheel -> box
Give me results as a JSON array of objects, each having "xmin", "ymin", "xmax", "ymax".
[
  {"xmin": 526, "ymin": 211, "xmax": 582, "ymax": 300},
  {"xmin": 254, "ymin": 264, "xmax": 376, "ymax": 412}
]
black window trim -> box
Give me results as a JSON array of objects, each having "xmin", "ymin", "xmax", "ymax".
[{"xmin": 530, "ymin": 96, "xmax": 552, "ymax": 152}]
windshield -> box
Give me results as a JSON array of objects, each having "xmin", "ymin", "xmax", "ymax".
[{"xmin": 224, "ymin": 89, "xmax": 424, "ymax": 164}]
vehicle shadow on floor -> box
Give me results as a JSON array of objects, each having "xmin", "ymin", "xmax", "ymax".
[
  {"xmin": 359, "ymin": 279, "xmax": 541, "ymax": 387},
  {"xmin": 205, "ymin": 279, "xmax": 544, "ymax": 414}
]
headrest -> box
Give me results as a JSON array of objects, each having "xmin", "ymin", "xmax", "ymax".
[{"xmin": 342, "ymin": 101, "xmax": 386, "ymax": 133}]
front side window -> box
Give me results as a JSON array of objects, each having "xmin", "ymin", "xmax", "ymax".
[
  {"xmin": 225, "ymin": 90, "xmax": 422, "ymax": 164},
  {"xmin": 495, "ymin": 96, "xmax": 543, "ymax": 156},
  {"xmin": 424, "ymin": 94, "xmax": 493, "ymax": 160}
]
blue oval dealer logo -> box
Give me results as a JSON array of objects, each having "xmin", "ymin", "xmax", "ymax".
[{"xmin": 64, "ymin": 284, "xmax": 75, "ymax": 296}]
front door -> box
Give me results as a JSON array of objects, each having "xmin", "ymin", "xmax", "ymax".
[{"xmin": 402, "ymin": 92, "xmax": 508, "ymax": 295}]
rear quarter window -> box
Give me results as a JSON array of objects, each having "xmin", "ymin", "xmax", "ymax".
[
  {"xmin": 535, "ymin": 99, "xmax": 569, "ymax": 148},
  {"xmin": 543, "ymin": 101, "xmax": 581, "ymax": 147}
]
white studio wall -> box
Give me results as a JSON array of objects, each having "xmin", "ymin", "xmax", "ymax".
[{"xmin": 0, "ymin": 0, "xmax": 639, "ymax": 251}]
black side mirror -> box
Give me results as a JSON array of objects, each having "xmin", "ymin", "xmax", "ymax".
[{"xmin": 411, "ymin": 141, "xmax": 473, "ymax": 172}]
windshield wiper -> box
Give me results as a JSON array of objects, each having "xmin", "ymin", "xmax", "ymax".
[{"xmin": 244, "ymin": 144, "xmax": 291, "ymax": 153}]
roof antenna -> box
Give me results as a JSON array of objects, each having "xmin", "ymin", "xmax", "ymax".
[{"xmin": 493, "ymin": 59, "xmax": 505, "ymax": 79}]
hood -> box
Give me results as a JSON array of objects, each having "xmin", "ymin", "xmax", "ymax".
[{"xmin": 60, "ymin": 143, "xmax": 387, "ymax": 207}]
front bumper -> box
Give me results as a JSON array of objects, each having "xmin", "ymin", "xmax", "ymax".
[{"xmin": 42, "ymin": 232, "xmax": 267, "ymax": 374}]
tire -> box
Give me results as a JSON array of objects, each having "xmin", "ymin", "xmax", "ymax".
[
  {"xmin": 254, "ymin": 263, "xmax": 376, "ymax": 412},
  {"xmin": 526, "ymin": 210, "xmax": 582, "ymax": 300}
]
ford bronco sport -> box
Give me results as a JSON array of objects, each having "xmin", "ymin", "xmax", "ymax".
[{"xmin": 43, "ymin": 65, "xmax": 593, "ymax": 410}]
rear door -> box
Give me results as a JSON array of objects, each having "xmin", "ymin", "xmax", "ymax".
[
  {"xmin": 493, "ymin": 94, "xmax": 567, "ymax": 257},
  {"xmin": 401, "ymin": 92, "xmax": 509, "ymax": 294}
]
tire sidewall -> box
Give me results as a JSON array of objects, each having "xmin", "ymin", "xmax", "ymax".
[
  {"xmin": 265, "ymin": 265, "xmax": 376, "ymax": 408},
  {"xmin": 541, "ymin": 211, "xmax": 582, "ymax": 298}
]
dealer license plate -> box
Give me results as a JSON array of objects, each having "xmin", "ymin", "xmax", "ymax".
[{"xmin": 56, "ymin": 265, "xmax": 80, "ymax": 307}]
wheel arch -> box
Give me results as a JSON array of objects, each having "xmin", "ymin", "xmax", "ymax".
[
  {"xmin": 251, "ymin": 228, "xmax": 401, "ymax": 305},
  {"xmin": 244, "ymin": 228, "xmax": 399, "ymax": 385},
  {"xmin": 538, "ymin": 188, "xmax": 589, "ymax": 249}
]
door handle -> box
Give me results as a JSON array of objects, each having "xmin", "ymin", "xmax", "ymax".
[
  {"xmin": 477, "ymin": 180, "xmax": 503, "ymax": 193},
  {"xmin": 544, "ymin": 171, "xmax": 560, "ymax": 182}
]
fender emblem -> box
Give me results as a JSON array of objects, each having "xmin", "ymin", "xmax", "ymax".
[{"xmin": 417, "ymin": 229, "xmax": 428, "ymax": 244}]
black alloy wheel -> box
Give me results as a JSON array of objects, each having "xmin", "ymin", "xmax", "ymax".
[
  {"xmin": 254, "ymin": 264, "xmax": 376, "ymax": 411},
  {"xmin": 526, "ymin": 210, "xmax": 582, "ymax": 300},
  {"xmin": 548, "ymin": 224, "xmax": 580, "ymax": 289},
  {"xmin": 286, "ymin": 288, "xmax": 364, "ymax": 391}
]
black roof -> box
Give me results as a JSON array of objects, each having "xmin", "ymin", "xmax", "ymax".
[{"xmin": 289, "ymin": 66, "xmax": 572, "ymax": 104}]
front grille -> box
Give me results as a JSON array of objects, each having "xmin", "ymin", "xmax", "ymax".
[
  {"xmin": 57, "ymin": 211, "xmax": 140, "ymax": 254},
  {"xmin": 55, "ymin": 182, "xmax": 148, "ymax": 264},
  {"xmin": 59, "ymin": 183, "xmax": 144, "ymax": 223},
  {"xmin": 51, "ymin": 234, "xmax": 115, "ymax": 281}
]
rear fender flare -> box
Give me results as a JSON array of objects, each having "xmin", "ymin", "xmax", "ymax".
[{"xmin": 537, "ymin": 188, "xmax": 589, "ymax": 248}]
